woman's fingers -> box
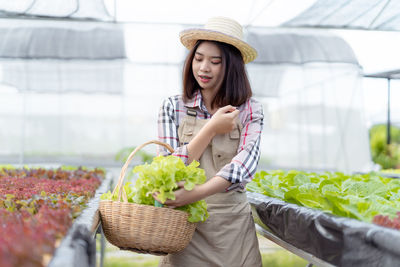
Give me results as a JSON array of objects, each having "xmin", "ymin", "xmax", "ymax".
[
  {"xmin": 208, "ymin": 105, "xmax": 240, "ymax": 134},
  {"xmin": 177, "ymin": 181, "xmax": 185, "ymax": 187},
  {"xmin": 152, "ymin": 182, "xmax": 185, "ymax": 208},
  {"xmin": 227, "ymin": 109, "xmax": 240, "ymax": 118},
  {"xmin": 215, "ymin": 105, "xmax": 230, "ymax": 113},
  {"xmin": 217, "ymin": 105, "xmax": 237, "ymax": 114},
  {"xmin": 153, "ymin": 193, "xmax": 176, "ymax": 208},
  {"xmin": 163, "ymin": 199, "xmax": 176, "ymax": 209}
]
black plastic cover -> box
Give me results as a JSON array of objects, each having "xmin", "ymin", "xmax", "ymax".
[{"xmin": 247, "ymin": 192, "xmax": 400, "ymax": 267}]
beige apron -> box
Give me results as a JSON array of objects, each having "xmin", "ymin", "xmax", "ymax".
[{"xmin": 159, "ymin": 109, "xmax": 262, "ymax": 267}]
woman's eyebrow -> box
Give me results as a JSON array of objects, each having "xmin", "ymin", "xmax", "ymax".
[{"xmin": 195, "ymin": 52, "xmax": 221, "ymax": 59}]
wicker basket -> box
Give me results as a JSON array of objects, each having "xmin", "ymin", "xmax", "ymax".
[{"xmin": 99, "ymin": 140, "xmax": 196, "ymax": 255}]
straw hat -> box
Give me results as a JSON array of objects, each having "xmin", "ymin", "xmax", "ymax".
[{"xmin": 179, "ymin": 17, "xmax": 257, "ymax": 64}]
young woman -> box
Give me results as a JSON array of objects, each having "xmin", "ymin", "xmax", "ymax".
[{"xmin": 156, "ymin": 17, "xmax": 264, "ymax": 267}]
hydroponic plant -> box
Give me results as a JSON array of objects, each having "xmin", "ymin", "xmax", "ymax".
[
  {"xmin": 0, "ymin": 166, "xmax": 104, "ymax": 267},
  {"xmin": 247, "ymin": 170, "xmax": 400, "ymax": 230}
]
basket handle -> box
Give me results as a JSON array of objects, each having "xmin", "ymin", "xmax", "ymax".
[{"xmin": 112, "ymin": 140, "xmax": 175, "ymax": 202}]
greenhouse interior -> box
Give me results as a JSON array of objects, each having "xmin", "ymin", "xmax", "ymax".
[{"xmin": 1, "ymin": 0, "xmax": 400, "ymax": 267}]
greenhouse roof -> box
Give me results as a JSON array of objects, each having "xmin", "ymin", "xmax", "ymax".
[
  {"xmin": 248, "ymin": 30, "xmax": 358, "ymax": 65},
  {"xmin": 0, "ymin": 0, "xmax": 399, "ymax": 33},
  {"xmin": 364, "ymin": 69, "xmax": 400, "ymax": 79},
  {"xmin": 283, "ymin": 0, "xmax": 400, "ymax": 32},
  {"xmin": 0, "ymin": 0, "xmax": 112, "ymax": 21}
]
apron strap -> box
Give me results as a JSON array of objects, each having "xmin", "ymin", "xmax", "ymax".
[{"xmin": 185, "ymin": 108, "xmax": 197, "ymax": 135}]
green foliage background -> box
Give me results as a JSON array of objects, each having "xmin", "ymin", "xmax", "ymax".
[{"xmin": 370, "ymin": 124, "xmax": 400, "ymax": 169}]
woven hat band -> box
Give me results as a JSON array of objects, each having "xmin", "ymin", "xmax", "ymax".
[{"xmin": 204, "ymin": 17, "xmax": 243, "ymax": 40}]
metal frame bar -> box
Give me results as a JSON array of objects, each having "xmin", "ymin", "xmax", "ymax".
[
  {"xmin": 387, "ymin": 78, "xmax": 391, "ymax": 144},
  {"xmin": 92, "ymin": 222, "xmax": 105, "ymax": 267},
  {"xmin": 364, "ymin": 70, "xmax": 400, "ymax": 145},
  {"xmin": 255, "ymin": 224, "xmax": 336, "ymax": 267}
]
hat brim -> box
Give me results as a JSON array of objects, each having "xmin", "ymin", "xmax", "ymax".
[{"xmin": 180, "ymin": 29, "xmax": 257, "ymax": 64}]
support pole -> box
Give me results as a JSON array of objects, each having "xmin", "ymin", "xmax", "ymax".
[{"xmin": 387, "ymin": 78, "xmax": 391, "ymax": 145}]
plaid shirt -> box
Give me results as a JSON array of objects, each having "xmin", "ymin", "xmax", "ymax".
[{"xmin": 157, "ymin": 90, "xmax": 264, "ymax": 189}]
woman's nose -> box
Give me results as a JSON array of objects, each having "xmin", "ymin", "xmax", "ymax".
[{"xmin": 200, "ymin": 61, "xmax": 210, "ymax": 72}]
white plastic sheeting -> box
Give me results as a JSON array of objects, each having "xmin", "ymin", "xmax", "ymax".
[
  {"xmin": 0, "ymin": 0, "xmax": 112, "ymax": 21},
  {"xmin": 247, "ymin": 28, "xmax": 372, "ymax": 172},
  {"xmin": 0, "ymin": 20, "xmax": 125, "ymax": 59},
  {"xmin": 1, "ymin": 60, "xmax": 124, "ymax": 93},
  {"xmin": 248, "ymin": 31, "xmax": 359, "ymax": 65},
  {"xmin": 0, "ymin": 19, "xmax": 374, "ymax": 172},
  {"xmin": 0, "ymin": 63, "xmax": 180, "ymax": 165},
  {"xmin": 250, "ymin": 63, "xmax": 371, "ymax": 171},
  {"xmin": 0, "ymin": 21, "xmax": 184, "ymax": 166},
  {"xmin": 284, "ymin": 0, "xmax": 400, "ymax": 31}
]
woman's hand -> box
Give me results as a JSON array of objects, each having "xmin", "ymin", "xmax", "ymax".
[
  {"xmin": 187, "ymin": 105, "xmax": 239, "ymax": 163},
  {"xmin": 207, "ymin": 105, "xmax": 240, "ymax": 135},
  {"xmin": 153, "ymin": 181, "xmax": 202, "ymax": 209},
  {"xmin": 152, "ymin": 176, "xmax": 231, "ymax": 208}
]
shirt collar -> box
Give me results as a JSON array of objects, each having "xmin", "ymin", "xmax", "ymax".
[{"xmin": 184, "ymin": 90, "xmax": 207, "ymax": 112}]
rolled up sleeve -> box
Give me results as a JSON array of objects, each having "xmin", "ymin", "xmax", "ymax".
[{"xmin": 157, "ymin": 96, "xmax": 189, "ymax": 164}]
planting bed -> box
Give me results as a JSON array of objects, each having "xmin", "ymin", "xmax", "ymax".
[
  {"xmin": 0, "ymin": 166, "xmax": 108, "ymax": 267},
  {"xmin": 247, "ymin": 170, "xmax": 400, "ymax": 267}
]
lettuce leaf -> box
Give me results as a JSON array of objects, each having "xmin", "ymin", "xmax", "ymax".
[
  {"xmin": 101, "ymin": 155, "xmax": 208, "ymax": 222},
  {"xmin": 246, "ymin": 170, "xmax": 400, "ymax": 223}
]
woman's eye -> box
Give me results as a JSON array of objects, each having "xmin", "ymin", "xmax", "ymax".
[
  {"xmin": 211, "ymin": 61, "xmax": 221, "ymax": 65},
  {"xmin": 194, "ymin": 57, "xmax": 202, "ymax": 61}
]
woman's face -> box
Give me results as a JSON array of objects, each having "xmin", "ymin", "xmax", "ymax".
[{"xmin": 192, "ymin": 41, "xmax": 224, "ymax": 93}]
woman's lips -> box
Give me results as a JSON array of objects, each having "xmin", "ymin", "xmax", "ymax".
[{"xmin": 199, "ymin": 75, "xmax": 211, "ymax": 83}]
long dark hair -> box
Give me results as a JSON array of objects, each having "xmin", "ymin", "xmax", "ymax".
[{"xmin": 182, "ymin": 40, "xmax": 252, "ymax": 109}]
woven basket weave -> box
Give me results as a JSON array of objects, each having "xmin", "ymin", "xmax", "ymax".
[{"xmin": 99, "ymin": 140, "xmax": 196, "ymax": 255}]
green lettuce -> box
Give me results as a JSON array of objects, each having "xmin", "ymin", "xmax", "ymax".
[
  {"xmin": 246, "ymin": 170, "xmax": 400, "ymax": 223},
  {"xmin": 101, "ymin": 155, "xmax": 209, "ymax": 223}
]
